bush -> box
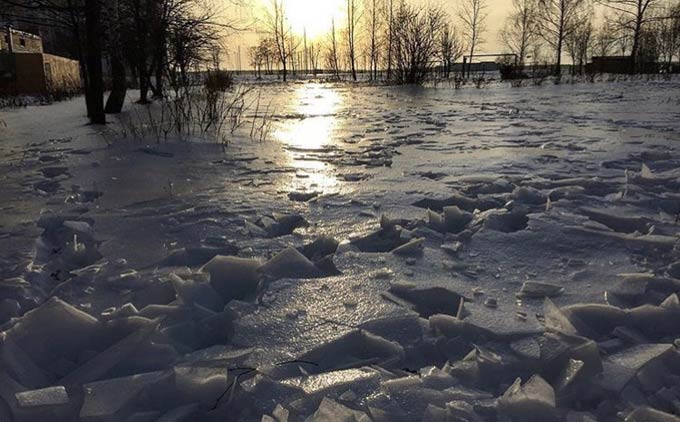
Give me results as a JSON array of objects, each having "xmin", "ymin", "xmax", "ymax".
[{"xmin": 205, "ymin": 70, "xmax": 233, "ymax": 92}]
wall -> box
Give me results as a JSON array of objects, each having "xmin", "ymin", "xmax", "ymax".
[
  {"xmin": 43, "ymin": 54, "xmax": 81, "ymax": 94},
  {"xmin": 0, "ymin": 52, "xmax": 81, "ymax": 95},
  {"xmin": 0, "ymin": 28, "xmax": 43, "ymax": 54}
]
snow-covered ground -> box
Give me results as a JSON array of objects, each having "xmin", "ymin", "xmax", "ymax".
[{"xmin": 1, "ymin": 80, "xmax": 680, "ymax": 421}]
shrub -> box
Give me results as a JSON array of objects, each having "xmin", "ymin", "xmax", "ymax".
[{"xmin": 205, "ymin": 70, "xmax": 233, "ymax": 92}]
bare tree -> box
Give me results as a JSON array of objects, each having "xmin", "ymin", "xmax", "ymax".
[
  {"xmin": 536, "ymin": 0, "xmax": 589, "ymax": 75},
  {"xmin": 366, "ymin": 0, "xmax": 383, "ymax": 80},
  {"xmin": 326, "ymin": 17, "xmax": 341, "ymax": 79},
  {"xmin": 264, "ymin": 0, "xmax": 292, "ymax": 81},
  {"xmin": 346, "ymin": 0, "xmax": 361, "ymax": 81},
  {"xmin": 501, "ymin": 0, "xmax": 538, "ymax": 66},
  {"xmin": 458, "ymin": 0, "xmax": 488, "ymax": 78},
  {"xmin": 566, "ymin": 13, "xmax": 593, "ymax": 74},
  {"xmin": 439, "ymin": 24, "xmax": 465, "ymax": 78},
  {"xmin": 392, "ymin": 3, "xmax": 447, "ymax": 83},
  {"xmin": 593, "ymin": 16, "xmax": 618, "ymax": 57},
  {"xmin": 600, "ymin": 0, "xmax": 665, "ymax": 71},
  {"xmin": 384, "ymin": 0, "xmax": 395, "ymax": 79},
  {"xmin": 657, "ymin": 2, "xmax": 680, "ymax": 68}
]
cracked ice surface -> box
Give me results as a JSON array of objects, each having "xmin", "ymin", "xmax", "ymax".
[{"xmin": 1, "ymin": 80, "xmax": 680, "ymax": 421}]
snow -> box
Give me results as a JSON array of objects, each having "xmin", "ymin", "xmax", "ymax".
[{"xmin": 1, "ymin": 79, "xmax": 680, "ymax": 420}]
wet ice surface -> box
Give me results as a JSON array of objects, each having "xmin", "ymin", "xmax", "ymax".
[{"xmin": 1, "ymin": 80, "xmax": 680, "ymax": 421}]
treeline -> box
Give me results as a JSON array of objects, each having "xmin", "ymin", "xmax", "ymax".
[
  {"xmin": 0, "ymin": 0, "xmax": 232, "ymax": 124},
  {"xmin": 252, "ymin": 0, "xmax": 680, "ymax": 82}
]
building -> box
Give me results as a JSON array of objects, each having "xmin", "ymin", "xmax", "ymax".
[{"xmin": 0, "ymin": 27, "xmax": 81, "ymax": 96}]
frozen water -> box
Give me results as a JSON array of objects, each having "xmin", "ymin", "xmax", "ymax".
[{"xmin": 2, "ymin": 80, "xmax": 680, "ymax": 421}]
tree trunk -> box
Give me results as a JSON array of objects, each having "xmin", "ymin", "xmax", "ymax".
[
  {"xmin": 85, "ymin": 0, "xmax": 105, "ymax": 124},
  {"xmin": 105, "ymin": 52, "xmax": 127, "ymax": 113},
  {"xmin": 630, "ymin": 16, "xmax": 643, "ymax": 73}
]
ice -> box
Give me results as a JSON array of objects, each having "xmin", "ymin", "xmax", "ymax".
[
  {"xmin": 200, "ymin": 256, "xmax": 262, "ymax": 302},
  {"xmin": 441, "ymin": 206, "xmax": 473, "ymax": 234},
  {"xmin": 80, "ymin": 371, "xmax": 171, "ymax": 422},
  {"xmin": 626, "ymin": 406, "xmax": 680, "ymax": 422},
  {"xmin": 562, "ymin": 303, "xmax": 628, "ymax": 338},
  {"xmin": 261, "ymin": 247, "xmax": 324, "ymax": 279},
  {"xmin": 388, "ymin": 284, "xmax": 463, "ymax": 318},
  {"xmin": 153, "ymin": 404, "xmax": 200, "ymax": 422},
  {"xmin": 4, "ymin": 78, "xmax": 680, "ymax": 422},
  {"xmin": 390, "ymin": 238, "xmax": 424, "ymax": 256},
  {"xmin": 262, "ymin": 213, "xmax": 309, "ymax": 237},
  {"xmin": 172, "ymin": 366, "xmax": 228, "ymax": 408},
  {"xmin": 14, "ymin": 385, "xmax": 62, "ymax": 404},
  {"xmin": 60, "ymin": 319, "xmax": 159, "ymax": 386},
  {"xmin": 298, "ymin": 330, "xmax": 404, "ymax": 372},
  {"xmin": 538, "ymin": 331, "xmax": 603, "ymax": 380},
  {"xmin": 306, "ymin": 397, "xmax": 370, "ymax": 422},
  {"xmin": 4, "ymin": 297, "xmax": 99, "ymax": 374},
  {"xmin": 599, "ymin": 344, "xmax": 673, "ymax": 393},
  {"xmin": 516, "ymin": 281, "xmax": 564, "ymax": 299},
  {"xmin": 157, "ymin": 245, "xmax": 239, "ymax": 268},
  {"xmin": 169, "ymin": 272, "xmax": 224, "ymax": 312},
  {"xmin": 498, "ymin": 375, "xmax": 558, "ymax": 422}
]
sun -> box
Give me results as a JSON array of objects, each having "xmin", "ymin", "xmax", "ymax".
[{"xmin": 270, "ymin": 0, "xmax": 346, "ymax": 40}]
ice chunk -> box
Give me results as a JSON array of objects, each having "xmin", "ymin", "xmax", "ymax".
[
  {"xmin": 299, "ymin": 330, "xmax": 404, "ymax": 372},
  {"xmin": 544, "ymin": 298, "xmax": 578, "ymax": 335},
  {"xmin": 482, "ymin": 209, "xmax": 529, "ymax": 233},
  {"xmin": 562, "ymin": 303, "xmax": 628, "ymax": 337},
  {"xmin": 261, "ymin": 247, "xmax": 324, "ymax": 279},
  {"xmin": 429, "ymin": 314, "xmax": 492, "ymax": 341},
  {"xmin": 626, "ymin": 406, "xmax": 680, "ymax": 422},
  {"xmin": 169, "ymin": 272, "xmax": 224, "ymax": 312},
  {"xmin": 173, "ymin": 366, "xmax": 228, "ymax": 408},
  {"xmin": 5, "ymin": 297, "xmax": 99, "ymax": 371},
  {"xmin": 265, "ymin": 213, "xmax": 309, "ymax": 237},
  {"xmin": 553, "ymin": 358, "xmax": 585, "ymax": 403},
  {"xmin": 299, "ymin": 236, "xmax": 339, "ymax": 261},
  {"xmin": 388, "ymin": 285, "xmax": 463, "ymax": 318},
  {"xmin": 80, "ymin": 371, "xmax": 171, "ymax": 422},
  {"xmin": 538, "ymin": 331, "xmax": 602, "ymax": 380},
  {"xmin": 498, "ymin": 375, "xmax": 558, "ymax": 422},
  {"xmin": 157, "ymin": 245, "xmax": 239, "ymax": 267},
  {"xmin": 510, "ymin": 338, "xmax": 541, "ymax": 360},
  {"xmin": 153, "ymin": 404, "xmax": 200, "ymax": 422},
  {"xmin": 516, "ymin": 282, "xmax": 564, "ymax": 299},
  {"xmin": 391, "ymin": 238, "xmax": 424, "ymax": 256},
  {"xmin": 629, "ymin": 304, "xmax": 680, "ymax": 338},
  {"xmin": 0, "ymin": 335, "xmax": 51, "ymax": 388},
  {"xmin": 200, "ymin": 256, "xmax": 262, "ymax": 302},
  {"xmin": 441, "ymin": 206, "xmax": 473, "ymax": 233},
  {"xmin": 566, "ymin": 411, "xmax": 598, "ymax": 422},
  {"xmin": 421, "ymin": 404, "xmax": 447, "ymax": 422},
  {"xmin": 306, "ymin": 398, "xmax": 370, "ymax": 422},
  {"xmin": 350, "ymin": 224, "xmax": 407, "ymax": 253},
  {"xmin": 15, "ymin": 386, "xmax": 69, "ymax": 408},
  {"xmin": 446, "ymin": 401, "xmax": 485, "ymax": 422},
  {"xmin": 61, "ymin": 319, "xmax": 159, "ymax": 386},
  {"xmin": 0, "ymin": 299, "xmax": 21, "ymax": 323},
  {"xmin": 600, "ymin": 343, "xmax": 673, "ymax": 392},
  {"xmin": 512, "ymin": 186, "xmax": 547, "ymax": 205}
]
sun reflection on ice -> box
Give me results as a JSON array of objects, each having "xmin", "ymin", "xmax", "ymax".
[{"xmin": 274, "ymin": 84, "xmax": 343, "ymax": 192}]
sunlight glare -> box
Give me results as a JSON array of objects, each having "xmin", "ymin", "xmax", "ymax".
[
  {"xmin": 275, "ymin": 84, "xmax": 343, "ymax": 191},
  {"xmin": 267, "ymin": 0, "xmax": 345, "ymax": 40}
]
